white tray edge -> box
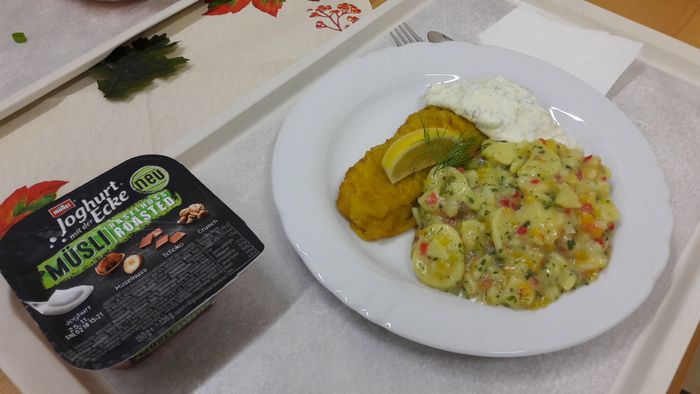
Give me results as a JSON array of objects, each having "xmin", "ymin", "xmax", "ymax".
[
  {"xmin": 164, "ymin": 0, "xmax": 431, "ymax": 167},
  {"xmin": 2, "ymin": 0, "xmax": 699, "ymax": 391},
  {"xmin": 610, "ymin": 222, "xmax": 700, "ymax": 393},
  {"xmin": 0, "ymin": 0, "xmax": 198, "ymax": 122}
]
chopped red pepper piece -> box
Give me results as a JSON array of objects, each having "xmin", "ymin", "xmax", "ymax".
[
  {"xmin": 581, "ymin": 203, "xmax": 593, "ymax": 213},
  {"xmin": 426, "ymin": 192, "xmax": 439, "ymax": 206},
  {"xmin": 456, "ymin": 166, "xmax": 465, "ymax": 173},
  {"xmin": 500, "ymin": 198, "xmax": 511, "ymax": 208},
  {"xmin": 419, "ymin": 241, "xmax": 429, "ymax": 255},
  {"xmin": 530, "ymin": 178, "xmax": 540, "ymax": 184},
  {"xmin": 584, "ymin": 155, "xmax": 593, "ymax": 162},
  {"xmin": 576, "ymin": 170, "xmax": 583, "ymax": 180},
  {"xmin": 608, "ymin": 222, "xmax": 616, "ymax": 231},
  {"xmin": 517, "ymin": 226, "xmax": 528, "ymax": 235}
]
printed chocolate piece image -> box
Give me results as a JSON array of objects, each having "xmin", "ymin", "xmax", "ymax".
[
  {"xmin": 178, "ymin": 203, "xmax": 209, "ymax": 224},
  {"xmin": 95, "ymin": 253, "xmax": 125, "ymax": 276},
  {"xmin": 155, "ymin": 235, "xmax": 169, "ymax": 249},
  {"xmin": 140, "ymin": 228, "xmax": 165, "ymax": 249},
  {"xmin": 169, "ymin": 231, "xmax": 186, "ymax": 244},
  {"xmin": 123, "ymin": 255, "xmax": 144, "ymax": 274},
  {"xmin": 139, "ymin": 233, "xmax": 154, "ymax": 248}
]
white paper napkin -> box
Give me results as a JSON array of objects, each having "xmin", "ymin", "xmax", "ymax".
[{"xmin": 478, "ymin": 6, "xmax": 643, "ymax": 94}]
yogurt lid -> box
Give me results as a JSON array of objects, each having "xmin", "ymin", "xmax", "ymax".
[{"xmin": 0, "ymin": 155, "xmax": 264, "ymax": 369}]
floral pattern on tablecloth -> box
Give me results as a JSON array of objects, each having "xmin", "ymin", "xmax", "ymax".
[
  {"xmin": 204, "ymin": 0, "xmax": 286, "ymax": 17},
  {"xmin": 0, "ymin": 0, "xmax": 379, "ymax": 197},
  {"xmin": 307, "ymin": 3, "xmax": 362, "ymax": 32},
  {"xmin": 0, "ymin": 181, "xmax": 67, "ymax": 239}
]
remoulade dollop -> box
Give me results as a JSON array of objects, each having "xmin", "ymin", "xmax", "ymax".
[{"xmin": 425, "ymin": 77, "xmax": 577, "ymax": 148}]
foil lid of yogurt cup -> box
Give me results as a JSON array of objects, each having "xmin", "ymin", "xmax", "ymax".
[{"xmin": 0, "ymin": 155, "xmax": 264, "ymax": 370}]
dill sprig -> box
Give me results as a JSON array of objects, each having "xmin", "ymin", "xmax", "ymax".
[
  {"xmin": 436, "ymin": 136, "xmax": 479, "ymax": 169},
  {"xmin": 421, "ymin": 117, "xmax": 479, "ymax": 170}
]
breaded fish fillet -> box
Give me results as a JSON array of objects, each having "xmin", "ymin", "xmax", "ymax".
[{"xmin": 337, "ymin": 106, "xmax": 485, "ymax": 241}]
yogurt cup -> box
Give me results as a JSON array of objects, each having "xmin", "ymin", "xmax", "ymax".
[{"xmin": 0, "ymin": 155, "xmax": 264, "ymax": 369}]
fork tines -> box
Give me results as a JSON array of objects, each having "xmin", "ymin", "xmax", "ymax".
[{"xmin": 390, "ymin": 22, "xmax": 423, "ymax": 46}]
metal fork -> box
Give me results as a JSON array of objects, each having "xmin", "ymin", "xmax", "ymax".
[{"xmin": 390, "ymin": 22, "xmax": 423, "ymax": 46}]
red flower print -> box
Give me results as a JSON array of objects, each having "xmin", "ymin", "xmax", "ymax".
[
  {"xmin": 204, "ymin": 0, "xmax": 251, "ymax": 15},
  {"xmin": 203, "ymin": 0, "xmax": 286, "ymax": 17},
  {"xmin": 307, "ymin": 3, "xmax": 362, "ymax": 32}
]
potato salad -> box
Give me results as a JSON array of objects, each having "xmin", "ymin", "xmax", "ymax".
[{"xmin": 411, "ymin": 138, "xmax": 619, "ymax": 310}]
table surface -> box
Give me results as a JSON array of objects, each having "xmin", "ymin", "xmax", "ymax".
[
  {"xmin": 590, "ymin": 0, "xmax": 700, "ymax": 49},
  {"xmin": 2, "ymin": 0, "xmax": 700, "ymax": 392}
]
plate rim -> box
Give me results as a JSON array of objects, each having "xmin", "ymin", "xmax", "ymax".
[{"xmin": 271, "ymin": 41, "xmax": 672, "ymax": 357}]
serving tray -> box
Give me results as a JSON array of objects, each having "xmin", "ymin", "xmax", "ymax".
[{"xmin": 1, "ymin": 0, "xmax": 700, "ymax": 392}]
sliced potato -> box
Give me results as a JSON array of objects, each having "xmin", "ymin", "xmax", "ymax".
[
  {"xmin": 412, "ymin": 223, "xmax": 465, "ymax": 290},
  {"xmin": 481, "ymin": 141, "xmax": 518, "ymax": 165},
  {"xmin": 554, "ymin": 183, "xmax": 581, "ymax": 208}
]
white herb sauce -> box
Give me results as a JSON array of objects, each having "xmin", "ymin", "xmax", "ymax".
[{"xmin": 425, "ymin": 77, "xmax": 576, "ymax": 147}]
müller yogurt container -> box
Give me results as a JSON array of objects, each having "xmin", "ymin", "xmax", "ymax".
[{"xmin": 0, "ymin": 155, "xmax": 264, "ymax": 369}]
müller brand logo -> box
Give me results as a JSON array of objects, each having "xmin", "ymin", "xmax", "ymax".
[{"xmin": 48, "ymin": 199, "xmax": 76, "ymax": 218}]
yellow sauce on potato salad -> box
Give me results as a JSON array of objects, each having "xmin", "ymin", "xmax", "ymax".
[{"xmin": 411, "ymin": 138, "xmax": 619, "ymax": 310}]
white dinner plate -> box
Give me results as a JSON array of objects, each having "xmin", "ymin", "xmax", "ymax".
[{"xmin": 271, "ymin": 42, "xmax": 671, "ymax": 356}]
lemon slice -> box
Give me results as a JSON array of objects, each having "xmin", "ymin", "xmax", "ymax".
[
  {"xmin": 412, "ymin": 223, "xmax": 465, "ymax": 289},
  {"xmin": 381, "ymin": 127, "xmax": 462, "ymax": 184}
]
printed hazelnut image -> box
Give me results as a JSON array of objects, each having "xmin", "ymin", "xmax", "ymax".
[
  {"xmin": 123, "ymin": 255, "xmax": 144, "ymax": 274},
  {"xmin": 178, "ymin": 203, "xmax": 209, "ymax": 224},
  {"xmin": 95, "ymin": 253, "xmax": 125, "ymax": 276}
]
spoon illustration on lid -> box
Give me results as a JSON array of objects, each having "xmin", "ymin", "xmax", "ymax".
[{"xmin": 24, "ymin": 285, "xmax": 93, "ymax": 316}]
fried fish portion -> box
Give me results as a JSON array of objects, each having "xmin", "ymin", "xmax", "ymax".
[{"xmin": 336, "ymin": 106, "xmax": 485, "ymax": 241}]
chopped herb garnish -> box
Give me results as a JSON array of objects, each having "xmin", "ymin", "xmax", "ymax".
[
  {"xmin": 422, "ymin": 121, "xmax": 480, "ymax": 170},
  {"xmin": 92, "ymin": 33, "xmax": 188, "ymax": 100},
  {"xmin": 12, "ymin": 32, "xmax": 27, "ymax": 44}
]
